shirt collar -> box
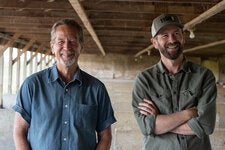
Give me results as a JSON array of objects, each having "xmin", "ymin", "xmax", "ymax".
[
  {"xmin": 157, "ymin": 57, "xmax": 191, "ymax": 74},
  {"xmin": 48, "ymin": 65, "xmax": 82, "ymax": 85}
]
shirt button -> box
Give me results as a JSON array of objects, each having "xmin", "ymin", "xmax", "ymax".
[
  {"xmin": 65, "ymin": 105, "xmax": 68, "ymax": 108},
  {"xmin": 64, "ymin": 121, "xmax": 68, "ymax": 124},
  {"xmin": 63, "ymin": 138, "xmax": 67, "ymax": 141},
  {"xmin": 65, "ymin": 89, "xmax": 68, "ymax": 92}
]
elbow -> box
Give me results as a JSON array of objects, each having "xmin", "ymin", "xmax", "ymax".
[{"xmin": 204, "ymin": 125, "xmax": 215, "ymax": 135}]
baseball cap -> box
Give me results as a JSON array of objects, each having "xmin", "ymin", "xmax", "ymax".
[{"xmin": 151, "ymin": 14, "xmax": 184, "ymax": 37}]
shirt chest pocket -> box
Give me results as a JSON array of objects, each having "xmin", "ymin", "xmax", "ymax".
[
  {"xmin": 148, "ymin": 89, "xmax": 172, "ymax": 114},
  {"xmin": 73, "ymin": 104, "xmax": 98, "ymax": 130},
  {"xmin": 179, "ymin": 88, "xmax": 200, "ymax": 109}
]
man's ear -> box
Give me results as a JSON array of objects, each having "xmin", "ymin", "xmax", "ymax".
[
  {"xmin": 50, "ymin": 42, "xmax": 55, "ymax": 54},
  {"xmin": 79, "ymin": 44, "xmax": 83, "ymax": 52},
  {"xmin": 151, "ymin": 38, "xmax": 158, "ymax": 49}
]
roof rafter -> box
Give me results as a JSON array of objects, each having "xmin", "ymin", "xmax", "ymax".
[
  {"xmin": 68, "ymin": 0, "xmax": 106, "ymax": 56},
  {"xmin": 12, "ymin": 38, "xmax": 35, "ymax": 64},
  {"xmin": 0, "ymin": 32, "xmax": 20, "ymax": 57},
  {"xmin": 184, "ymin": 39, "xmax": 225, "ymax": 53}
]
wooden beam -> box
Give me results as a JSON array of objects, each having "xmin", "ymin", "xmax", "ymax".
[
  {"xmin": 184, "ymin": 39, "xmax": 225, "ymax": 53},
  {"xmin": 0, "ymin": 33, "xmax": 20, "ymax": 57},
  {"xmin": 0, "ymin": 49, "xmax": 3, "ymax": 108},
  {"xmin": 46, "ymin": 56, "xmax": 54, "ymax": 66},
  {"xmin": 12, "ymin": 38, "xmax": 35, "ymax": 64},
  {"xmin": 184, "ymin": 0, "xmax": 225, "ymax": 30},
  {"xmin": 8, "ymin": 47, "xmax": 13, "ymax": 93},
  {"xmin": 134, "ymin": 45, "xmax": 154, "ymax": 57},
  {"xmin": 0, "ymin": 0, "xmax": 72, "ymax": 10},
  {"xmin": 68, "ymin": 0, "xmax": 106, "ymax": 56},
  {"xmin": 27, "ymin": 43, "xmax": 46, "ymax": 65},
  {"xmin": 38, "ymin": 49, "xmax": 51, "ymax": 66}
]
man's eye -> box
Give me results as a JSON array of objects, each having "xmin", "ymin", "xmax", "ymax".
[
  {"xmin": 174, "ymin": 32, "xmax": 180, "ymax": 35},
  {"xmin": 161, "ymin": 34, "xmax": 168, "ymax": 38},
  {"xmin": 58, "ymin": 41, "xmax": 64, "ymax": 45},
  {"xmin": 70, "ymin": 39, "xmax": 78, "ymax": 44}
]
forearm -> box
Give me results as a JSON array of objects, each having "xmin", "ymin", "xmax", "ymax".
[
  {"xmin": 96, "ymin": 138, "xmax": 111, "ymax": 150},
  {"xmin": 96, "ymin": 126, "xmax": 112, "ymax": 150},
  {"xmin": 170, "ymin": 123, "xmax": 196, "ymax": 135},
  {"xmin": 154, "ymin": 109, "xmax": 196, "ymax": 135},
  {"xmin": 14, "ymin": 132, "xmax": 30, "ymax": 150},
  {"xmin": 13, "ymin": 113, "xmax": 30, "ymax": 150}
]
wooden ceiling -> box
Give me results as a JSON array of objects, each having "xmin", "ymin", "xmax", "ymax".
[{"xmin": 0, "ymin": 0, "xmax": 225, "ymax": 59}]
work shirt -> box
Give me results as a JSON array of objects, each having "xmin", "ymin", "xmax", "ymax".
[
  {"xmin": 13, "ymin": 65, "xmax": 116, "ymax": 150},
  {"xmin": 132, "ymin": 59, "xmax": 217, "ymax": 150}
]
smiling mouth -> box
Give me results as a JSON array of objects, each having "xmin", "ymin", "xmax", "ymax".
[
  {"xmin": 166, "ymin": 43, "xmax": 180, "ymax": 50},
  {"xmin": 60, "ymin": 51, "xmax": 75, "ymax": 57}
]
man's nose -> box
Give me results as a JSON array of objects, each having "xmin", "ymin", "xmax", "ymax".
[
  {"xmin": 168, "ymin": 34, "xmax": 177, "ymax": 43},
  {"xmin": 63, "ymin": 41, "xmax": 72, "ymax": 50}
]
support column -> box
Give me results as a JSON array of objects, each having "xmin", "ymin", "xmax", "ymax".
[
  {"xmin": 0, "ymin": 46, "xmax": 4, "ymax": 108},
  {"xmin": 8, "ymin": 47, "xmax": 13, "ymax": 94},
  {"xmin": 22, "ymin": 50, "xmax": 27, "ymax": 81},
  {"xmin": 15, "ymin": 51, "xmax": 20, "ymax": 93},
  {"xmin": 0, "ymin": 51, "xmax": 3, "ymax": 108}
]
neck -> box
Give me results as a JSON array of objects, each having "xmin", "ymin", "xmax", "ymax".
[
  {"xmin": 161, "ymin": 54, "xmax": 184, "ymax": 74},
  {"xmin": 57, "ymin": 63, "xmax": 77, "ymax": 84}
]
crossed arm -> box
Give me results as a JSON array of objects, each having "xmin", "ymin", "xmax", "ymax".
[{"xmin": 138, "ymin": 99, "xmax": 198, "ymax": 135}]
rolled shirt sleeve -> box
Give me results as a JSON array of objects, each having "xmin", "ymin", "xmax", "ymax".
[
  {"xmin": 132, "ymin": 73, "xmax": 156, "ymax": 135},
  {"xmin": 188, "ymin": 69, "xmax": 217, "ymax": 138}
]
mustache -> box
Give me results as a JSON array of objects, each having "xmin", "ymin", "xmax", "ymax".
[
  {"xmin": 166, "ymin": 41, "xmax": 181, "ymax": 47},
  {"xmin": 60, "ymin": 49, "xmax": 75, "ymax": 55}
]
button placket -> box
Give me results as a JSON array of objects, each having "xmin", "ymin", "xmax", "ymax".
[{"xmin": 61, "ymin": 87, "xmax": 70, "ymax": 148}]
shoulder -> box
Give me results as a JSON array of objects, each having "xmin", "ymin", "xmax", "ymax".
[
  {"xmin": 136, "ymin": 64, "xmax": 158, "ymax": 79},
  {"xmin": 187, "ymin": 61, "xmax": 213, "ymax": 74},
  {"xmin": 24, "ymin": 67, "xmax": 52, "ymax": 85},
  {"xmin": 80, "ymin": 69, "xmax": 105, "ymax": 87},
  {"xmin": 186, "ymin": 61, "xmax": 216, "ymax": 82}
]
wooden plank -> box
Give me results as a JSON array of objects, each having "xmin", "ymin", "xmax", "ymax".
[
  {"xmin": 0, "ymin": 49, "xmax": 3, "ymax": 108},
  {"xmin": 184, "ymin": 0, "xmax": 225, "ymax": 30},
  {"xmin": 184, "ymin": 39, "xmax": 225, "ymax": 53},
  {"xmin": 16, "ymin": 51, "xmax": 20, "ymax": 92},
  {"xmin": 0, "ymin": 33, "xmax": 21, "ymax": 57},
  {"xmin": 0, "ymin": 0, "xmax": 72, "ymax": 10},
  {"xmin": 7, "ymin": 47, "xmax": 13, "ymax": 93},
  {"xmin": 27, "ymin": 43, "xmax": 46, "ymax": 65},
  {"xmin": 46, "ymin": 55, "xmax": 54, "ymax": 66},
  {"xmin": 12, "ymin": 38, "xmax": 35, "ymax": 64},
  {"xmin": 38, "ymin": 49, "xmax": 51, "ymax": 66},
  {"xmin": 134, "ymin": 45, "xmax": 154, "ymax": 57}
]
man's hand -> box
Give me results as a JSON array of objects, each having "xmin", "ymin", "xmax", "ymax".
[
  {"xmin": 185, "ymin": 107, "xmax": 198, "ymax": 118},
  {"xmin": 138, "ymin": 99, "xmax": 159, "ymax": 116}
]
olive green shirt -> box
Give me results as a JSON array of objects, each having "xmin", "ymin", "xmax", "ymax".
[{"xmin": 132, "ymin": 60, "xmax": 217, "ymax": 150}]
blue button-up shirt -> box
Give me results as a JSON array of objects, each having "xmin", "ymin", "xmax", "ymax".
[{"xmin": 13, "ymin": 65, "xmax": 116, "ymax": 150}]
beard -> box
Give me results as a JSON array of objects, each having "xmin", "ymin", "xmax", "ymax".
[
  {"xmin": 157, "ymin": 41, "xmax": 183, "ymax": 60},
  {"xmin": 52, "ymin": 42, "xmax": 82, "ymax": 67},
  {"xmin": 59, "ymin": 49, "xmax": 80, "ymax": 67},
  {"xmin": 60, "ymin": 56, "xmax": 76, "ymax": 67}
]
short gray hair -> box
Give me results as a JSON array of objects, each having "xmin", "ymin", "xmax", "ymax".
[{"xmin": 50, "ymin": 18, "xmax": 84, "ymax": 44}]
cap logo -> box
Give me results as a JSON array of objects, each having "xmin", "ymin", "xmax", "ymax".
[{"xmin": 160, "ymin": 16, "xmax": 175, "ymax": 23}]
